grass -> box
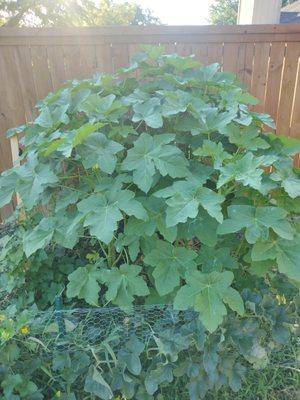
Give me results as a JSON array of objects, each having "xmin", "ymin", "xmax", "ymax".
[
  {"xmin": 207, "ymin": 344, "xmax": 300, "ymax": 400},
  {"xmin": 164, "ymin": 344, "xmax": 299, "ymax": 400}
]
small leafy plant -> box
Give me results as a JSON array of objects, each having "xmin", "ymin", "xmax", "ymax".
[{"xmin": 0, "ymin": 46, "xmax": 299, "ymax": 399}]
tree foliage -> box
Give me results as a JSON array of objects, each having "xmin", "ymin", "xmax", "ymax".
[
  {"xmin": 0, "ymin": 46, "xmax": 299, "ymax": 398},
  {"xmin": 209, "ymin": 0, "xmax": 239, "ymax": 25},
  {"xmin": 282, "ymin": 0, "xmax": 299, "ymax": 6},
  {"xmin": 0, "ymin": 0, "xmax": 160, "ymax": 27}
]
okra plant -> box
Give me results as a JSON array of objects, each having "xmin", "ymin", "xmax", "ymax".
[{"xmin": 0, "ymin": 46, "xmax": 299, "ymax": 399}]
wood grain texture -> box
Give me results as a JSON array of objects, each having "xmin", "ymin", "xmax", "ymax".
[
  {"xmin": 289, "ymin": 58, "xmax": 300, "ymax": 140},
  {"xmin": 47, "ymin": 46, "xmax": 67, "ymax": 91},
  {"xmin": 111, "ymin": 43, "xmax": 129, "ymax": 72},
  {"xmin": 251, "ymin": 43, "xmax": 271, "ymax": 112},
  {"xmin": 63, "ymin": 45, "xmax": 83, "ymax": 80},
  {"xmin": 276, "ymin": 43, "xmax": 300, "ymax": 135},
  {"xmin": 206, "ymin": 43, "xmax": 223, "ymax": 65},
  {"xmin": 80, "ymin": 45, "xmax": 97, "ymax": 78},
  {"xmin": 223, "ymin": 43, "xmax": 240, "ymax": 73},
  {"xmin": 13, "ymin": 45, "xmax": 37, "ymax": 122},
  {"xmin": 31, "ymin": 45, "xmax": 53, "ymax": 100},
  {"xmin": 264, "ymin": 42, "xmax": 286, "ymax": 121},
  {"xmin": 242, "ymin": 43, "xmax": 255, "ymax": 88},
  {"xmin": 95, "ymin": 44, "xmax": 113, "ymax": 73}
]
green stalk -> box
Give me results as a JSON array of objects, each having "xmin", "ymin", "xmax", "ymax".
[
  {"xmin": 98, "ymin": 241, "xmax": 108, "ymax": 259},
  {"xmin": 107, "ymin": 241, "xmax": 116, "ymax": 267}
]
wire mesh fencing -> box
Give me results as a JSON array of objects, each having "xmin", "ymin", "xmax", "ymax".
[{"xmin": 29, "ymin": 304, "xmax": 198, "ymax": 353}]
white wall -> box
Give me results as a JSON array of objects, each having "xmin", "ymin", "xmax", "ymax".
[{"xmin": 238, "ymin": 0, "xmax": 282, "ymax": 24}]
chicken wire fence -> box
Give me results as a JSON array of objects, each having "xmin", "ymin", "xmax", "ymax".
[
  {"xmin": 20, "ymin": 303, "xmax": 300, "ymax": 398},
  {"xmin": 29, "ymin": 303, "xmax": 195, "ymax": 399},
  {"xmin": 29, "ymin": 303, "xmax": 198, "ymax": 352}
]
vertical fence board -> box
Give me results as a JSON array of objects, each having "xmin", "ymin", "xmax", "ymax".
[
  {"xmin": 176, "ymin": 43, "xmax": 212, "ymax": 64},
  {"xmin": 289, "ymin": 58, "xmax": 300, "ymax": 142},
  {"xmin": 264, "ymin": 42, "xmax": 286, "ymax": 122},
  {"xmin": 251, "ymin": 43, "xmax": 271, "ymax": 112},
  {"xmin": 111, "ymin": 43, "xmax": 129, "ymax": 72},
  {"xmin": 291, "ymin": 66, "xmax": 300, "ymax": 168},
  {"xmin": 128, "ymin": 43, "xmax": 142, "ymax": 61},
  {"xmin": 47, "ymin": 46, "xmax": 67, "ymax": 91},
  {"xmin": 13, "ymin": 45, "xmax": 37, "ymax": 122},
  {"xmin": 176, "ymin": 43, "xmax": 195, "ymax": 57},
  {"xmin": 63, "ymin": 45, "xmax": 83, "ymax": 80},
  {"xmin": 242, "ymin": 43, "xmax": 255, "ymax": 89},
  {"xmin": 223, "ymin": 43, "xmax": 240, "ymax": 73},
  {"xmin": 277, "ymin": 43, "xmax": 300, "ymax": 135},
  {"xmin": 31, "ymin": 46, "xmax": 53, "ymax": 101},
  {"xmin": 80, "ymin": 45, "xmax": 97, "ymax": 78},
  {"xmin": 95, "ymin": 44, "xmax": 113, "ymax": 73},
  {"xmin": 206, "ymin": 43, "xmax": 223, "ymax": 65},
  {"xmin": 190, "ymin": 44, "xmax": 208, "ymax": 64},
  {"xmin": 235, "ymin": 43, "xmax": 247, "ymax": 81},
  {"xmin": 163, "ymin": 43, "xmax": 177, "ymax": 54}
]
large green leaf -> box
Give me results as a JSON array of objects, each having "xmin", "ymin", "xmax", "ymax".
[
  {"xmin": 138, "ymin": 196, "xmax": 177, "ymax": 242},
  {"xmin": 84, "ymin": 366, "xmax": 113, "ymax": 400},
  {"xmin": 73, "ymin": 122, "xmax": 106, "ymax": 146},
  {"xmin": 78, "ymin": 93, "xmax": 116, "ymax": 122},
  {"xmin": 77, "ymin": 132, "xmax": 123, "ymax": 173},
  {"xmin": 271, "ymin": 168, "xmax": 300, "ymax": 199},
  {"xmin": 144, "ymin": 240, "xmax": 197, "ymax": 295},
  {"xmin": 53, "ymin": 211, "xmax": 83, "ymax": 249},
  {"xmin": 177, "ymin": 209, "xmax": 219, "ymax": 247},
  {"xmin": 252, "ymin": 112, "xmax": 275, "ymax": 129},
  {"xmin": 174, "ymin": 271, "xmax": 244, "ymax": 332},
  {"xmin": 217, "ymin": 153, "xmax": 273, "ymax": 191},
  {"xmin": 16, "ymin": 158, "xmax": 58, "ymax": 209},
  {"xmin": 100, "ymin": 264, "xmax": 149, "ymax": 306},
  {"xmin": 198, "ymin": 246, "xmax": 238, "ymax": 272},
  {"xmin": 118, "ymin": 335, "xmax": 145, "ymax": 376},
  {"xmin": 67, "ymin": 264, "xmax": 102, "ymax": 306},
  {"xmin": 0, "ymin": 170, "xmax": 17, "ymax": 208},
  {"xmin": 161, "ymin": 90, "xmax": 190, "ymax": 117},
  {"xmin": 35, "ymin": 104, "xmax": 69, "ymax": 128},
  {"xmin": 251, "ymin": 235, "xmax": 300, "ymax": 282},
  {"xmin": 222, "ymin": 124, "xmax": 269, "ymax": 151},
  {"xmin": 194, "ymin": 107, "xmax": 236, "ymax": 135},
  {"xmin": 122, "ymin": 132, "xmax": 189, "ymax": 192},
  {"xmin": 23, "ymin": 217, "xmax": 55, "ymax": 257},
  {"xmin": 155, "ymin": 178, "xmax": 224, "ymax": 226},
  {"xmin": 55, "ymin": 188, "xmax": 79, "ymax": 212},
  {"xmin": 132, "ymin": 98, "xmax": 163, "ymax": 128},
  {"xmin": 77, "ymin": 189, "xmax": 147, "ymax": 244},
  {"xmin": 218, "ymin": 205, "xmax": 294, "ymax": 243},
  {"xmin": 145, "ymin": 364, "xmax": 173, "ymax": 395},
  {"xmin": 194, "ymin": 140, "xmax": 232, "ymax": 168}
]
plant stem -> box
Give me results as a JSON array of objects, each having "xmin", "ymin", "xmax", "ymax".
[
  {"xmin": 107, "ymin": 241, "xmax": 116, "ymax": 267},
  {"xmin": 111, "ymin": 249, "xmax": 124, "ymax": 267},
  {"xmin": 235, "ymin": 237, "xmax": 245, "ymax": 258},
  {"xmin": 98, "ymin": 241, "xmax": 108, "ymax": 259}
]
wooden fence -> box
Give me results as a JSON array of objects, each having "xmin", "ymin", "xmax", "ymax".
[{"xmin": 1, "ymin": 24, "xmax": 300, "ymax": 219}]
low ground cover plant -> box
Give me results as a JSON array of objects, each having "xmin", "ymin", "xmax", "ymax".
[{"xmin": 0, "ymin": 46, "xmax": 299, "ymax": 399}]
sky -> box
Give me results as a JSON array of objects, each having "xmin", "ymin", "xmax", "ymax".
[{"xmin": 119, "ymin": 0, "xmax": 214, "ymax": 25}]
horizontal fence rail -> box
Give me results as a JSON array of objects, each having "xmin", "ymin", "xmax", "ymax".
[{"xmin": 1, "ymin": 24, "xmax": 300, "ymax": 220}]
